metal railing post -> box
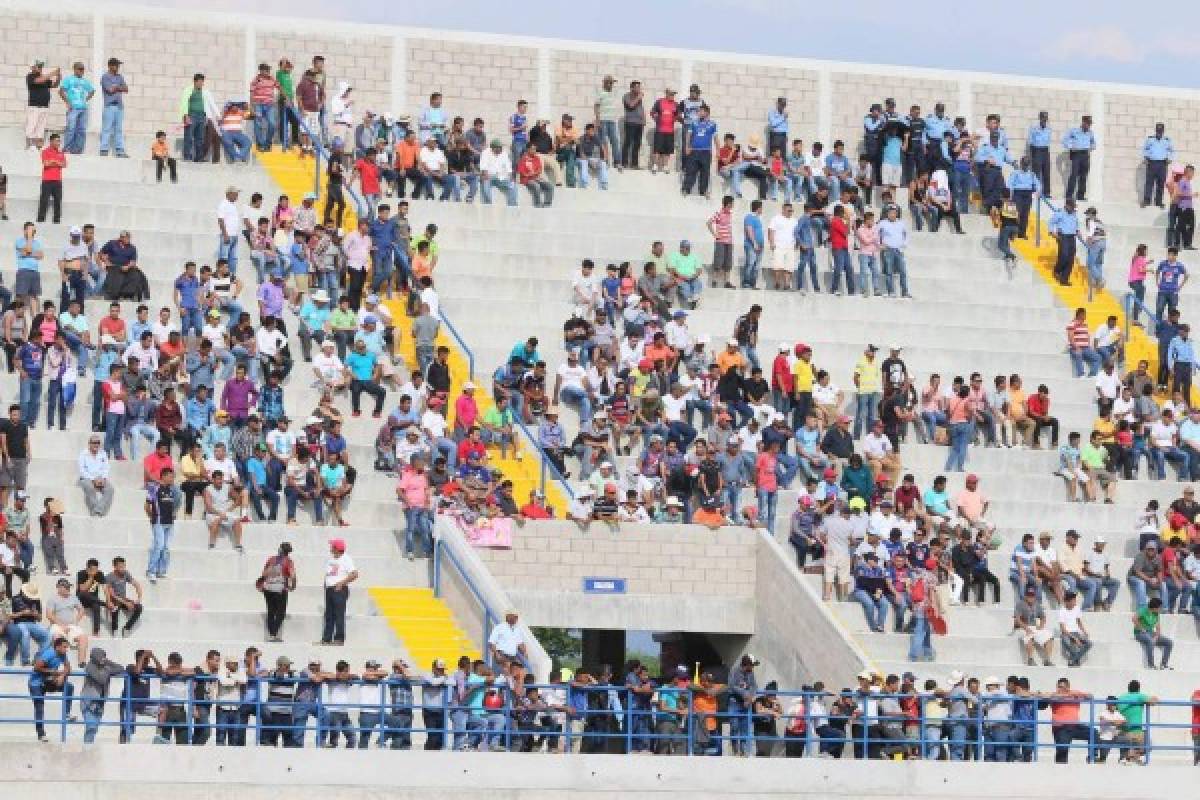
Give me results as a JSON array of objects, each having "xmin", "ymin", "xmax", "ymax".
[
  {"xmin": 187, "ymin": 676, "xmax": 195, "ymax": 743},
  {"xmin": 625, "ymin": 687, "xmax": 634, "ymax": 754},
  {"xmin": 1035, "ymin": 198, "xmax": 1042, "ymax": 248}
]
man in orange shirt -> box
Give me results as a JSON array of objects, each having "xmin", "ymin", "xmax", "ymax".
[
  {"xmin": 393, "ymin": 129, "xmax": 423, "ymax": 199},
  {"xmin": 643, "ymin": 332, "xmax": 675, "ymax": 373},
  {"xmin": 691, "ymin": 496, "xmax": 726, "ymax": 529},
  {"xmin": 1046, "ymin": 676, "xmax": 1095, "ymax": 764},
  {"xmin": 37, "ymin": 133, "xmax": 66, "ymax": 224}
]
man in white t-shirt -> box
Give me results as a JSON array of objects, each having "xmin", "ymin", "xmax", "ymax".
[
  {"xmin": 217, "ymin": 186, "xmax": 243, "ymax": 275},
  {"xmin": 1094, "ymin": 361, "xmax": 1121, "ymax": 404},
  {"xmin": 553, "ymin": 351, "xmax": 592, "ymax": 423},
  {"xmin": 765, "ymin": 203, "xmax": 798, "ymax": 288},
  {"xmin": 420, "ymin": 407, "xmax": 457, "ymax": 467},
  {"xmin": 312, "ymin": 340, "xmax": 346, "ymax": 392},
  {"xmin": 1057, "ymin": 590, "xmax": 1091, "ymax": 667},
  {"xmin": 487, "ymin": 610, "xmax": 529, "ymax": 668},
  {"xmin": 417, "ymin": 138, "xmax": 453, "ymax": 199},
  {"xmin": 662, "ymin": 383, "xmax": 695, "ymax": 448},
  {"xmin": 321, "ymin": 538, "xmax": 358, "ymax": 645},
  {"xmin": 861, "ymin": 420, "xmax": 900, "ymax": 484}
]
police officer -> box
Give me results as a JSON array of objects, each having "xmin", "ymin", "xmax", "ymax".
[
  {"xmin": 863, "ymin": 103, "xmax": 886, "ymax": 194},
  {"xmin": 924, "ymin": 102, "xmax": 951, "ymax": 174},
  {"xmin": 1049, "ymin": 198, "xmax": 1080, "ymax": 285},
  {"xmin": 1142, "ymin": 122, "xmax": 1174, "ymax": 208},
  {"xmin": 902, "ymin": 104, "xmax": 925, "ymax": 183},
  {"xmin": 1007, "ymin": 157, "xmax": 1042, "ymax": 238},
  {"xmin": 1027, "ymin": 111, "xmax": 1053, "ymax": 198},
  {"xmin": 1063, "ymin": 116, "xmax": 1096, "ymax": 202},
  {"xmin": 975, "ymin": 130, "xmax": 1014, "ymax": 212},
  {"xmin": 983, "ymin": 114, "xmax": 1009, "ymax": 150}
]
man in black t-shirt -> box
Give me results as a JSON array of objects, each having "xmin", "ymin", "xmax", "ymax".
[
  {"xmin": 75, "ymin": 558, "xmax": 106, "ymax": 636},
  {"xmin": 880, "ymin": 346, "xmax": 909, "ymax": 392},
  {"xmin": 0, "ymin": 404, "xmax": 31, "ymax": 506},
  {"xmin": 25, "ymin": 62, "xmax": 61, "ymax": 151}
]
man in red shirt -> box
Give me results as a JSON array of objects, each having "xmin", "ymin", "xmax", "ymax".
[
  {"xmin": 829, "ymin": 204, "xmax": 852, "ymax": 295},
  {"xmin": 37, "ymin": 133, "xmax": 66, "ymax": 224},
  {"xmin": 142, "ymin": 439, "xmax": 174, "ymax": 487},
  {"xmin": 517, "ymin": 150, "xmax": 553, "ymax": 208},
  {"xmin": 1026, "ymin": 383, "xmax": 1059, "ymax": 449},
  {"xmin": 97, "ymin": 303, "xmax": 128, "ymax": 344},
  {"xmin": 707, "ymin": 195, "xmax": 735, "ymax": 288},
  {"xmin": 649, "ymin": 88, "xmax": 678, "ymax": 174},
  {"xmin": 519, "ymin": 489, "xmax": 553, "ymax": 520},
  {"xmin": 352, "ymin": 152, "xmax": 382, "ymax": 218}
]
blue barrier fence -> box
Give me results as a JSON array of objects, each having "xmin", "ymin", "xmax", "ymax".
[
  {"xmin": 431, "ymin": 535, "xmax": 498, "ymax": 662},
  {"xmin": 2, "ymin": 670, "xmax": 1196, "ymax": 763}
]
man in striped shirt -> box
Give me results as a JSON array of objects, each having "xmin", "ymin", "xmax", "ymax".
[
  {"xmin": 706, "ymin": 195, "xmax": 735, "ymax": 289},
  {"xmin": 1066, "ymin": 307, "xmax": 1101, "ymax": 378}
]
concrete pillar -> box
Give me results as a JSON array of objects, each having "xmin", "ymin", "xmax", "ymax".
[
  {"xmin": 1091, "ymin": 90, "xmax": 1105, "ymax": 203},
  {"xmin": 581, "ymin": 629, "xmax": 625, "ymax": 673},
  {"xmin": 392, "ymin": 35, "xmax": 407, "ymax": 113},
  {"xmin": 817, "ymin": 68, "xmax": 831, "ymax": 146}
]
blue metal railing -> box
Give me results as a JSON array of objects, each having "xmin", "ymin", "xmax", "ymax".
[
  {"xmin": 3, "ymin": 671, "xmax": 1197, "ymax": 762},
  {"xmin": 436, "ymin": 310, "xmax": 475, "ymax": 381},
  {"xmin": 432, "ymin": 533, "xmax": 499, "ymax": 661},
  {"xmin": 1123, "ymin": 290, "xmax": 1159, "ymax": 345}
]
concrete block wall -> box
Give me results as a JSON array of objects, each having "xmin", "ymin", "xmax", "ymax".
[
  {"xmin": 5, "ymin": 1, "xmax": 1200, "ymax": 204},
  {"xmin": 410, "ymin": 38, "xmax": 539, "ymax": 134},
  {"xmin": 0, "ymin": 10, "xmax": 92, "ymax": 129},
  {"xmin": 478, "ymin": 520, "xmax": 756, "ymax": 597},
  {"xmin": 257, "ymin": 31, "xmax": 393, "ymax": 122},
  {"xmin": 691, "ymin": 61, "xmax": 820, "ymax": 151}
]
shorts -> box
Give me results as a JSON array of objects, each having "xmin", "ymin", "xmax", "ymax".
[
  {"xmin": 25, "ymin": 107, "xmax": 49, "ymax": 140},
  {"xmin": 653, "ymin": 131, "xmax": 675, "ymax": 156},
  {"xmin": 712, "ymin": 242, "xmax": 733, "ymax": 271},
  {"xmin": 205, "ymin": 513, "xmax": 235, "ymax": 528},
  {"xmin": 13, "ymin": 270, "xmax": 41, "ymax": 299},
  {"xmin": 823, "ymin": 549, "xmax": 852, "ymax": 584},
  {"xmin": 50, "ymin": 623, "xmax": 84, "ymax": 642},
  {"xmin": 1057, "ymin": 468, "xmax": 1088, "ymax": 485},
  {"xmin": 0, "ymin": 457, "xmax": 29, "ymax": 489},
  {"xmin": 1015, "ymin": 627, "xmax": 1054, "ymax": 647},
  {"xmin": 291, "ymin": 273, "xmax": 310, "ymax": 292},
  {"xmin": 771, "ymin": 247, "xmax": 795, "ymax": 271},
  {"xmin": 881, "ymin": 163, "xmax": 903, "ymax": 186}
]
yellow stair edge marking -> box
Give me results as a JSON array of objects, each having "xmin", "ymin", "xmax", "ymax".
[{"xmin": 369, "ymin": 586, "xmax": 481, "ymax": 668}]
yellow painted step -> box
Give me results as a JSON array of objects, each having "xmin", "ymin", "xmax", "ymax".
[{"xmin": 369, "ymin": 586, "xmax": 481, "ymax": 669}]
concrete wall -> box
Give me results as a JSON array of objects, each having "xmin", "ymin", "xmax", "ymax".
[
  {"xmin": 7, "ymin": 744, "xmax": 1190, "ymax": 798},
  {"xmin": 6, "ymin": 0, "xmax": 1199, "ymax": 202},
  {"xmin": 477, "ymin": 520, "xmax": 756, "ymax": 633}
]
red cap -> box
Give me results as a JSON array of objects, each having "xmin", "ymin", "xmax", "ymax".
[
  {"xmin": 965, "ymin": 473, "xmax": 978, "ymax": 483},
  {"xmin": 794, "ymin": 343, "xmax": 811, "ymax": 356},
  {"xmin": 638, "ymin": 358, "xmax": 653, "ymax": 371},
  {"xmin": 823, "ymin": 467, "xmax": 837, "ymax": 479},
  {"xmin": 329, "ymin": 538, "xmax": 346, "ymax": 552},
  {"xmin": 1170, "ymin": 512, "xmax": 1187, "ymax": 528}
]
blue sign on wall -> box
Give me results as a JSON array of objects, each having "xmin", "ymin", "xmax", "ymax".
[{"xmin": 582, "ymin": 577, "xmax": 627, "ymax": 594}]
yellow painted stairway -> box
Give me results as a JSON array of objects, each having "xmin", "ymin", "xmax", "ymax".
[
  {"xmin": 369, "ymin": 586, "xmax": 481, "ymax": 670},
  {"xmin": 256, "ymin": 146, "xmax": 569, "ymax": 511}
]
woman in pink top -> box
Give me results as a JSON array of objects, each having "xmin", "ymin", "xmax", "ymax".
[
  {"xmin": 453, "ymin": 384, "xmax": 479, "ymax": 439},
  {"xmin": 1128, "ymin": 243, "xmax": 1150, "ymax": 325},
  {"xmin": 856, "ymin": 211, "xmax": 882, "ymax": 298},
  {"xmin": 396, "ymin": 458, "xmax": 434, "ymax": 558},
  {"xmin": 944, "ymin": 385, "xmax": 975, "ymax": 472},
  {"xmin": 919, "ymin": 374, "xmax": 948, "ymax": 444},
  {"xmin": 755, "ymin": 440, "xmax": 780, "ymax": 532}
]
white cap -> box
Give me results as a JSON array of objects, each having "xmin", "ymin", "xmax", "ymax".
[
  {"xmin": 949, "ymin": 670, "xmax": 965, "ymax": 685},
  {"xmin": 726, "ymin": 338, "xmax": 739, "ymax": 347},
  {"xmin": 666, "ymin": 496, "xmax": 683, "ymax": 507},
  {"xmin": 599, "ymin": 461, "xmax": 613, "ymax": 469},
  {"xmin": 984, "ymin": 675, "xmax": 1001, "ymax": 686},
  {"xmin": 462, "ymin": 381, "xmax": 476, "ymax": 391},
  {"xmin": 1094, "ymin": 535, "xmax": 1107, "ymax": 544},
  {"xmin": 778, "ymin": 343, "xmax": 789, "ymax": 352},
  {"xmin": 697, "ymin": 334, "xmax": 711, "ymax": 345}
]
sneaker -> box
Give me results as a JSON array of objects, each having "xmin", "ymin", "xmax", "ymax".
[{"xmin": 148, "ymin": 575, "xmax": 157, "ymax": 585}]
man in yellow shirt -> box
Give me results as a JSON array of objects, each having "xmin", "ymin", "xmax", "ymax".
[
  {"xmin": 791, "ymin": 343, "xmax": 814, "ymax": 427},
  {"xmin": 1007, "ymin": 373, "xmax": 1034, "ymax": 447},
  {"xmin": 853, "ymin": 344, "xmax": 882, "ymax": 438}
]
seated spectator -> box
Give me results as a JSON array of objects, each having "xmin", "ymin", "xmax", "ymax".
[
  {"xmin": 104, "ymin": 556, "xmax": 143, "ymax": 637},
  {"xmin": 77, "ymin": 434, "xmax": 115, "ymax": 517},
  {"xmin": 953, "ymin": 474, "xmax": 995, "ymax": 537},
  {"xmin": 1057, "ymin": 590, "xmax": 1092, "ymax": 667},
  {"xmin": 1013, "ymin": 584, "xmax": 1055, "ymax": 667},
  {"xmin": 46, "ymin": 577, "xmax": 88, "ymax": 663}
]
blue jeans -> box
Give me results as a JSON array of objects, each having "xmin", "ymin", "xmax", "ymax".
[
  {"xmin": 756, "ymin": 489, "xmax": 778, "ymax": 533},
  {"xmin": 728, "ymin": 701, "xmax": 751, "ymax": 756},
  {"xmin": 6, "ymin": 622, "xmax": 50, "ymax": 664},
  {"xmin": 104, "ymin": 412, "xmax": 125, "ymax": 458},
  {"xmin": 852, "ymin": 588, "xmax": 888, "ymax": 630},
  {"xmin": 1076, "ymin": 575, "xmax": 1119, "ymax": 610},
  {"xmin": 858, "ymin": 254, "xmax": 882, "ymax": 296},
  {"xmin": 184, "ymin": 114, "xmax": 207, "ymax": 161},
  {"xmin": 945, "ymin": 421, "xmax": 972, "ymax": 471},
  {"xmin": 577, "ymin": 158, "xmax": 609, "ymax": 189},
  {"xmin": 64, "ymin": 107, "xmax": 88, "ymax": 153},
  {"xmin": 950, "ymin": 168, "xmax": 971, "ymax": 213},
  {"xmin": 480, "ymin": 177, "xmax": 519, "ymax": 206},
  {"xmin": 908, "ymin": 611, "xmax": 934, "ymax": 660},
  {"xmin": 854, "ymin": 392, "xmax": 880, "ymax": 438},
  {"xmin": 829, "ymin": 249, "xmax": 854, "ymax": 293},
  {"xmin": 599, "ymin": 120, "xmax": 621, "ymax": 165},
  {"xmin": 217, "ymin": 235, "xmax": 240, "ymax": 276},
  {"xmin": 404, "ymin": 508, "xmax": 434, "ymax": 557},
  {"xmin": 180, "ymin": 306, "xmax": 204, "ymax": 338},
  {"xmin": 46, "ymin": 379, "xmax": 67, "ymax": 430},
  {"xmin": 456, "ymin": 174, "xmax": 480, "ymax": 202},
  {"xmin": 881, "ymin": 248, "xmax": 910, "ymax": 296},
  {"xmin": 998, "ymin": 223, "xmax": 1017, "ymax": 258},
  {"xmin": 795, "ymin": 248, "xmax": 819, "ymax": 291},
  {"xmin": 253, "ymin": 103, "xmax": 276, "ymax": 150},
  {"xmin": 677, "ymin": 276, "xmax": 703, "ymax": 306},
  {"xmin": 222, "ymin": 131, "xmax": 252, "ymax": 163},
  {"xmin": 743, "ymin": 244, "xmax": 762, "ymax": 288},
  {"xmin": 83, "ymin": 699, "xmax": 106, "ymax": 743},
  {"xmin": 1068, "ymin": 346, "xmax": 1101, "ymax": 377},
  {"xmin": 100, "ymin": 105, "xmax": 125, "ymax": 155},
  {"xmin": 1149, "ymin": 446, "xmax": 1189, "ymax": 480},
  {"xmin": 1086, "ymin": 240, "xmax": 1107, "ymax": 287},
  {"xmin": 1157, "ymin": 290, "xmax": 1179, "ymax": 320},
  {"xmin": 1127, "ymin": 576, "xmax": 1160, "ymax": 609},
  {"xmin": 722, "ymin": 483, "xmax": 744, "ymax": 524},
  {"xmin": 148, "ymin": 523, "xmax": 174, "ymax": 577},
  {"xmin": 19, "ymin": 377, "xmax": 42, "ymax": 427}
]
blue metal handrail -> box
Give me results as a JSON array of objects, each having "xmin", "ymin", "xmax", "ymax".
[
  {"xmin": 1123, "ymin": 290, "xmax": 1159, "ymax": 345},
  {"xmin": 515, "ymin": 415, "xmax": 576, "ymax": 501},
  {"xmin": 433, "ymin": 532, "xmax": 499, "ymax": 662},
  {"xmin": 436, "ymin": 309, "xmax": 475, "ymax": 381}
]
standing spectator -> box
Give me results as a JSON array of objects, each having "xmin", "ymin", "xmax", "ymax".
[
  {"xmin": 29, "ymin": 634, "xmax": 73, "ymax": 742},
  {"xmin": 648, "ymin": 87, "xmax": 678, "ymax": 174},
  {"xmin": 179, "ymin": 73, "xmax": 217, "ymax": 163},
  {"xmin": 878, "ymin": 205, "xmax": 911, "ymax": 298},
  {"xmin": 1155, "ymin": 247, "xmax": 1188, "ymax": 321},
  {"xmin": 25, "ymin": 60, "xmax": 60, "ymax": 152},
  {"xmin": 1062, "ymin": 115, "xmax": 1096, "ymax": 202},
  {"xmin": 320, "ymin": 538, "xmax": 358, "ymax": 646},
  {"xmin": 98, "ymin": 58, "xmax": 128, "ymax": 157},
  {"xmin": 594, "ymin": 75, "xmax": 621, "ymax": 169},
  {"xmin": 37, "ymin": 135, "xmax": 66, "ymax": 225},
  {"xmin": 217, "ymin": 186, "xmax": 242, "ymax": 277},
  {"xmin": 707, "ymin": 196, "xmax": 735, "ymax": 288},
  {"xmin": 1142, "ymin": 123, "xmax": 1173, "ymax": 208},
  {"xmin": 249, "ymin": 63, "xmax": 279, "ymax": 153},
  {"xmin": 621, "ymin": 80, "xmax": 645, "ymax": 169},
  {"xmin": 275, "ymin": 58, "xmax": 297, "ymax": 150},
  {"xmin": 681, "ymin": 105, "xmax": 716, "ymax": 198},
  {"xmin": 58, "ymin": 61, "xmax": 94, "ymax": 154},
  {"xmin": 258, "ymin": 541, "xmax": 296, "ymax": 642},
  {"xmin": 144, "ymin": 466, "xmax": 181, "ymax": 584}
]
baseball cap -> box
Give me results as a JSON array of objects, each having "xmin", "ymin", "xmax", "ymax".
[
  {"xmin": 329, "ymin": 538, "xmax": 347, "ymax": 552},
  {"xmin": 69, "ymin": 226, "xmax": 82, "ymax": 236}
]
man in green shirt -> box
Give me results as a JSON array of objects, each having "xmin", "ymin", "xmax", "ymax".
[
  {"xmin": 1115, "ymin": 678, "xmax": 1158, "ymax": 764},
  {"xmin": 275, "ymin": 58, "xmax": 296, "ymax": 150},
  {"xmin": 667, "ymin": 240, "xmax": 702, "ymax": 309},
  {"xmin": 480, "ymin": 395, "xmax": 516, "ymax": 459},
  {"xmin": 1132, "ymin": 598, "xmax": 1173, "ymax": 669},
  {"xmin": 593, "ymin": 75, "xmax": 621, "ymax": 170},
  {"xmin": 1079, "ymin": 431, "xmax": 1116, "ymax": 503}
]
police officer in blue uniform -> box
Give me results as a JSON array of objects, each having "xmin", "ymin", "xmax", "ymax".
[
  {"xmin": 1007, "ymin": 157, "xmax": 1041, "ymax": 239},
  {"xmin": 1049, "ymin": 198, "xmax": 1080, "ymax": 285},
  {"xmin": 1027, "ymin": 111, "xmax": 1052, "ymax": 198},
  {"xmin": 902, "ymin": 104, "xmax": 925, "ymax": 183},
  {"xmin": 1142, "ymin": 122, "xmax": 1174, "ymax": 208},
  {"xmin": 975, "ymin": 131, "xmax": 1014, "ymax": 212},
  {"xmin": 1063, "ymin": 116, "xmax": 1096, "ymax": 202},
  {"xmin": 924, "ymin": 102, "xmax": 951, "ymax": 175},
  {"xmin": 863, "ymin": 103, "xmax": 886, "ymax": 194}
]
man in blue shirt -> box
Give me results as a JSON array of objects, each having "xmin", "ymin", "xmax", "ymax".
[
  {"xmin": 1168, "ymin": 323, "xmax": 1195, "ymax": 401},
  {"xmin": 368, "ymin": 206, "xmax": 402, "ymax": 294},
  {"xmin": 767, "ymin": 97, "xmax": 788, "ymax": 159},
  {"xmin": 1049, "ymin": 199, "xmax": 1080, "ymax": 286},
  {"xmin": 863, "ymin": 103, "xmax": 886, "ymax": 190},
  {"xmin": 1007, "ymin": 157, "xmax": 1041, "ymax": 238},
  {"xmin": 30, "ymin": 636, "xmax": 73, "ymax": 742},
  {"xmin": 923, "ymin": 102, "xmax": 950, "ymax": 164},
  {"xmin": 99, "ymin": 57, "xmax": 128, "ymax": 157},
  {"xmin": 16, "ymin": 338, "xmax": 44, "ymax": 425},
  {"xmin": 1156, "ymin": 247, "xmax": 1189, "ymax": 320},
  {"xmin": 742, "ymin": 200, "xmax": 764, "ymax": 289},
  {"xmin": 1062, "ymin": 115, "xmax": 1096, "ymax": 201},
  {"xmin": 174, "ymin": 261, "xmax": 202, "ymax": 339},
  {"xmin": 681, "ymin": 105, "xmax": 717, "ymax": 198},
  {"xmin": 1027, "ymin": 111, "xmax": 1053, "ymax": 198},
  {"xmin": 975, "ymin": 131, "xmax": 1013, "ymax": 212},
  {"xmin": 509, "ymin": 99, "xmax": 529, "ymax": 163},
  {"xmin": 58, "ymin": 61, "xmax": 94, "ymax": 154},
  {"xmin": 345, "ymin": 339, "xmax": 385, "ymax": 417},
  {"xmin": 1155, "ymin": 308, "xmax": 1182, "ymax": 390},
  {"xmin": 1142, "ymin": 123, "xmax": 1174, "ymax": 208},
  {"xmin": 824, "ymin": 141, "xmax": 852, "ymax": 201}
]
